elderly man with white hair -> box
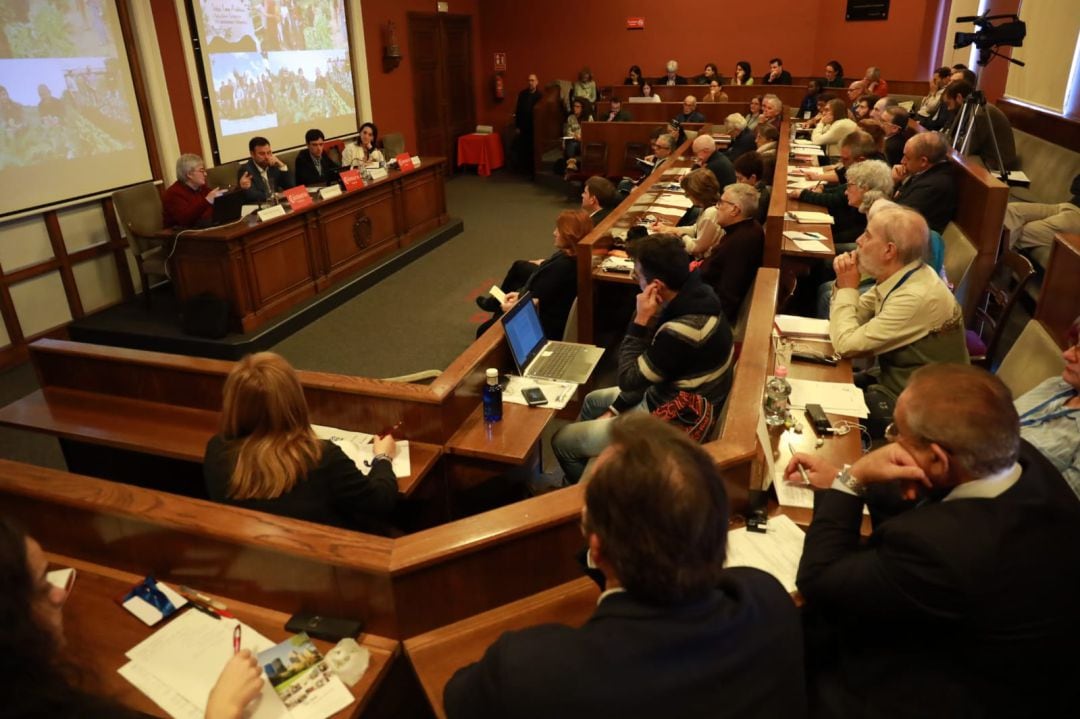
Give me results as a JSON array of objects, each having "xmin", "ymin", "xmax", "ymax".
[
  {"xmin": 658, "ymin": 59, "xmax": 687, "ymax": 86},
  {"xmin": 162, "ymin": 153, "xmax": 241, "ymax": 227},
  {"xmin": 675, "ymin": 95, "xmax": 705, "ymax": 124},
  {"xmin": 760, "ymin": 94, "xmax": 784, "ymax": 129},
  {"xmin": 829, "ymin": 205, "xmax": 968, "ymax": 437},
  {"xmin": 698, "ymin": 182, "xmax": 764, "ymax": 321},
  {"xmin": 691, "ymin": 133, "xmax": 735, "ymax": 187},
  {"xmin": 721, "ymin": 113, "xmax": 755, "ymax": 161}
]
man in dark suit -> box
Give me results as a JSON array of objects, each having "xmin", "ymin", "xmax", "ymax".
[
  {"xmin": 762, "ymin": 57, "xmax": 793, "ymax": 85},
  {"xmin": 293, "ymin": 128, "xmax": 340, "ymax": 186},
  {"xmin": 692, "ymin": 134, "xmax": 735, "ymax": 188},
  {"xmin": 892, "ymin": 131, "xmax": 956, "ymax": 233},
  {"xmin": 788, "ymin": 364, "xmax": 1080, "ymax": 719},
  {"xmin": 723, "ymin": 113, "xmax": 757, "ymax": 161},
  {"xmin": 582, "ymin": 175, "xmax": 616, "ymax": 224},
  {"xmin": 514, "ymin": 73, "xmax": 542, "ymax": 175},
  {"xmin": 237, "ymin": 136, "xmax": 295, "ymax": 204},
  {"xmin": 446, "ymin": 413, "xmax": 807, "ymax": 719},
  {"xmin": 674, "ymin": 95, "xmax": 706, "ymax": 124},
  {"xmin": 880, "ymin": 106, "xmax": 913, "ymax": 167},
  {"xmin": 602, "ymin": 96, "xmax": 632, "ymax": 122},
  {"xmin": 657, "ymin": 59, "xmax": 688, "ymax": 86}
]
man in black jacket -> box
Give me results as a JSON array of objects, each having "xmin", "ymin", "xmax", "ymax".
[
  {"xmin": 294, "ymin": 128, "xmax": 340, "ymax": 186},
  {"xmin": 237, "ymin": 136, "xmax": 295, "ymax": 204},
  {"xmin": 692, "ymin": 134, "xmax": 735, "ymax": 188},
  {"xmin": 722, "ymin": 113, "xmax": 757, "ymax": 161},
  {"xmin": 892, "ymin": 131, "xmax": 956, "ymax": 233},
  {"xmin": 552, "ymin": 234, "xmax": 734, "ymax": 482},
  {"xmin": 788, "ymin": 364, "xmax": 1080, "ymax": 719},
  {"xmin": 514, "ymin": 73, "xmax": 542, "ymax": 176},
  {"xmin": 880, "ymin": 106, "xmax": 913, "ymax": 167},
  {"xmin": 674, "ymin": 95, "xmax": 706, "ymax": 124},
  {"xmin": 447, "ymin": 413, "xmax": 807, "ymax": 719},
  {"xmin": 762, "ymin": 57, "xmax": 793, "ymax": 85}
]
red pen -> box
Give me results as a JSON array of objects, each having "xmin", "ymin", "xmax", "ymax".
[
  {"xmin": 377, "ymin": 420, "xmax": 403, "ymax": 438},
  {"xmin": 233, "ymin": 624, "xmax": 241, "ymax": 654}
]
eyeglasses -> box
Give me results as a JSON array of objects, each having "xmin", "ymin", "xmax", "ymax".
[
  {"xmin": 884, "ymin": 422, "xmax": 899, "ymax": 442},
  {"xmin": 717, "ymin": 199, "xmax": 739, "ymax": 209}
]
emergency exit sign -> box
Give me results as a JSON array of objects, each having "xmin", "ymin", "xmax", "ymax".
[{"xmin": 627, "ymin": 17, "xmax": 645, "ymax": 29}]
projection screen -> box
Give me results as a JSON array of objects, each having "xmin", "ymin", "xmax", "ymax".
[
  {"xmin": 0, "ymin": 0, "xmax": 154, "ymax": 218},
  {"xmin": 189, "ymin": 0, "xmax": 358, "ymax": 163}
]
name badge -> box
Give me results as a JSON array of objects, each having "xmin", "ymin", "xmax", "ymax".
[
  {"xmin": 256, "ymin": 205, "xmax": 287, "ymax": 222},
  {"xmin": 319, "ymin": 184, "xmax": 342, "ymax": 199}
]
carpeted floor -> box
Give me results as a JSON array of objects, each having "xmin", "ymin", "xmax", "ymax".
[{"xmin": 0, "ymin": 172, "xmax": 581, "ymax": 468}]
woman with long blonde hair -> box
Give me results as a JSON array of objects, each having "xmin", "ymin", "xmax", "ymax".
[{"xmin": 204, "ymin": 352, "xmax": 398, "ymax": 531}]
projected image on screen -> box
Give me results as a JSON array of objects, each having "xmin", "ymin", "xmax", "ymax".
[
  {"xmin": 0, "ymin": 1, "xmax": 152, "ymax": 218},
  {"xmin": 194, "ymin": 0, "xmax": 358, "ymax": 162}
]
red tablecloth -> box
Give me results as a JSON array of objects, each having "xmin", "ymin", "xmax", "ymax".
[{"xmin": 456, "ymin": 133, "xmax": 504, "ymax": 176}]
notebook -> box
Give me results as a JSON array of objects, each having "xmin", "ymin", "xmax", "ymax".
[{"xmin": 500, "ymin": 293, "xmax": 604, "ymax": 384}]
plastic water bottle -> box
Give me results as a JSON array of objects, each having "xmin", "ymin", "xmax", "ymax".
[
  {"xmin": 763, "ymin": 365, "xmax": 791, "ymax": 427},
  {"xmin": 483, "ymin": 368, "xmax": 503, "ymax": 422}
]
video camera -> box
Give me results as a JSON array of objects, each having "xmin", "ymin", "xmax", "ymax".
[{"xmin": 954, "ymin": 13, "xmax": 1026, "ymax": 51}]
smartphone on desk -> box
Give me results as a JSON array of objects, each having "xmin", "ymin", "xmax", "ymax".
[{"xmin": 522, "ymin": 387, "xmax": 548, "ymax": 406}]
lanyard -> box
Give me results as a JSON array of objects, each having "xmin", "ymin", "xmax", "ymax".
[
  {"xmin": 1019, "ymin": 388, "xmax": 1079, "ymax": 426},
  {"xmin": 880, "ymin": 264, "xmax": 922, "ymax": 308}
]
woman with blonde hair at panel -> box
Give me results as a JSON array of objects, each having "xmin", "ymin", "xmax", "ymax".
[{"xmin": 204, "ymin": 352, "xmax": 398, "ymax": 533}]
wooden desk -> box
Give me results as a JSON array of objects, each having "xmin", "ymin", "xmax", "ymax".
[
  {"xmin": 594, "ymin": 101, "xmax": 744, "ymax": 126},
  {"xmin": 578, "ymin": 121, "xmax": 706, "ymax": 178},
  {"xmin": 404, "ymin": 577, "xmax": 600, "ymax": 719},
  {"xmin": 1038, "ymin": 233, "xmax": 1080, "ymax": 344},
  {"xmin": 602, "ymin": 84, "xmax": 807, "ymax": 107},
  {"xmin": 52, "ymin": 553, "xmax": 399, "ymax": 718},
  {"xmin": 171, "ymin": 159, "xmax": 449, "ymax": 333}
]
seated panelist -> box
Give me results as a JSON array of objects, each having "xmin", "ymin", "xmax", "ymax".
[
  {"xmin": 237, "ymin": 136, "xmax": 295, "ymax": 204},
  {"xmin": 162, "ymin": 153, "xmax": 240, "ymax": 228},
  {"xmin": 342, "ymin": 122, "xmax": 385, "ymax": 169},
  {"xmin": 294, "ymin": 128, "xmax": 340, "ymax": 186},
  {"xmin": 0, "ymin": 517, "xmax": 264, "ymax": 718},
  {"xmin": 203, "ymin": 352, "xmax": 398, "ymax": 534}
]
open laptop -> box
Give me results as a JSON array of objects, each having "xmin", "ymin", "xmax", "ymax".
[
  {"xmin": 210, "ymin": 188, "xmax": 245, "ymax": 225},
  {"xmin": 500, "ymin": 293, "xmax": 604, "ymax": 384}
]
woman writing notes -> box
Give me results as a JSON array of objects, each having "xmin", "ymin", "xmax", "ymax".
[{"xmin": 203, "ymin": 352, "xmax": 399, "ymax": 534}]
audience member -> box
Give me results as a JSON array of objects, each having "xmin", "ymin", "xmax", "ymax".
[
  {"xmin": 701, "ymin": 80, "xmax": 729, "ymax": 103},
  {"xmin": 846, "ymin": 81, "xmax": 867, "ymax": 108},
  {"xmin": 695, "ymin": 62, "xmax": 721, "ymax": 85},
  {"xmin": 624, "ymin": 65, "xmax": 643, "ymax": 87},
  {"xmin": 852, "ymin": 94, "xmax": 874, "ymax": 121},
  {"xmin": 699, "ymin": 182, "xmax": 764, "ymax": 321},
  {"xmin": 1003, "ymin": 174, "xmax": 1080, "ymax": 256},
  {"xmin": 692, "ymin": 134, "xmax": 736, "ymax": 188},
  {"xmin": 675, "ymin": 95, "xmax": 706, "ymax": 124},
  {"xmin": 659, "ymin": 59, "xmax": 688, "ymax": 86},
  {"xmin": 915, "ymin": 66, "xmax": 951, "ymax": 126},
  {"xmin": 603, "ymin": 96, "xmax": 632, "ymax": 122},
  {"xmin": 1014, "ymin": 315, "xmax": 1080, "ymax": 498},
  {"xmin": 722, "ymin": 113, "xmax": 756, "ymax": 161},
  {"xmin": 760, "ymin": 94, "xmax": 784, "ymax": 129},
  {"xmin": 892, "ymin": 131, "xmax": 957, "ymax": 233},
  {"xmin": 804, "ymin": 91, "xmax": 834, "ymax": 128},
  {"xmin": 651, "ymin": 167, "xmax": 720, "ymax": 255},
  {"xmin": 475, "ymin": 209, "xmax": 594, "ymax": 340},
  {"xmin": 754, "ymin": 123, "xmax": 779, "ymax": 158},
  {"xmin": 863, "ymin": 65, "xmax": 888, "ymax": 96},
  {"xmin": 294, "ymin": 128, "xmax": 340, "ymax": 186},
  {"xmin": 789, "ymin": 364, "xmax": 1080, "ymax": 718},
  {"xmin": 856, "ymin": 118, "xmax": 887, "ymax": 157},
  {"xmin": 941, "ymin": 80, "xmax": 1018, "ymax": 170},
  {"xmin": 447, "ymin": 414, "xmax": 806, "ymax": 718},
  {"xmin": 828, "ymin": 206, "xmax": 968, "ymax": 435},
  {"xmin": 811, "ymin": 98, "xmax": 858, "ymax": 159},
  {"xmin": 552, "ymin": 234, "xmax": 734, "ymax": 482},
  {"xmin": 342, "ymin": 122, "xmax": 384, "ymax": 169},
  {"xmin": 790, "ymin": 131, "xmax": 879, "ymax": 245},
  {"xmin": 643, "ymin": 132, "xmax": 676, "ymax": 171},
  {"xmin": 746, "ymin": 95, "xmax": 763, "ymax": 130},
  {"xmin": 734, "ymin": 151, "xmax": 772, "ymax": 224},
  {"xmin": 204, "ymin": 352, "xmax": 398, "ymax": 532},
  {"xmin": 824, "ymin": 60, "xmax": 845, "ymax": 88},
  {"xmin": 762, "ymin": 58, "xmax": 793, "ymax": 85},
  {"xmin": 562, "ymin": 98, "xmax": 593, "ymax": 172},
  {"xmin": 570, "ymin": 67, "xmax": 598, "ymax": 109},
  {"xmin": 639, "ymin": 81, "xmax": 661, "ymax": 102},
  {"xmin": 950, "ymin": 66, "xmax": 978, "ymax": 86},
  {"xmin": 0, "ymin": 517, "xmax": 265, "ymax": 719},
  {"xmin": 733, "ymin": 61, "xmax": 753, "ymax": 86},
  {"xmin": 869, "ymin": 95, "xmax": 895, "ymax": 121},
  {"xmin": 238, "ymin": 136, "xmax": 295, "ymax": 204},
  {"xmin": 514, "ymin": 74, "xmax": 543, "ymax": 175},
  {"xmin": 880, "ymin": 106, "xmax": 913, "ymax": 166},
  {"xmin": 799, "ymin": 79, "xmax": 823, "ymax": 117},
  {"xmin": 163, "ymin": 153, "xmax": 234, "ymax": 228}
]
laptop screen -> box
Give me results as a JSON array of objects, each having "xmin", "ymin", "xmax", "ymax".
[{"xmin": 500, "ymin": 293, "xmax": 546, "ymax": 373}]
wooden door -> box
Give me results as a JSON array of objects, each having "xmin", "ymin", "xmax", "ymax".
[{"xmin": 408, "ymin": 13, "xmax": 475, "ymax": 162}]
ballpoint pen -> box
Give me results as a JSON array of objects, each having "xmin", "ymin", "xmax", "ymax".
[
  {"xmin": 788, "ymin": 441, "xmax": 811, "ymax": 485},
  {"xmin": 233, "ymin": 625, "xmax": 241, "ymax": 654}
]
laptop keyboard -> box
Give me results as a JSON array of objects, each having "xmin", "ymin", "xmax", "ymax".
[{"xmin": 530, "ymin": 343, "xmax": 578, "ymax": 378}]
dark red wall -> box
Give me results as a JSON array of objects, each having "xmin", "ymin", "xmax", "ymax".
[{"xmin": 149, "ymin": 0, "xmax": 200, "ymax": 155}]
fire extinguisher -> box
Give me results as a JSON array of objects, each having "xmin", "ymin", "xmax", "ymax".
[{"xmin": 493, "ymin": 73, "xmax": 504, "ymax": 101}]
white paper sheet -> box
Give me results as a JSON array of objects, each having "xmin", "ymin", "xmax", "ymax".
[
  {"xmin": 354, "ymin": 440, "xmax": 411, "ymax": 477},
  {"xmin": 312, "ymin": 424, "xmax": 410, "ymax": 476},
  {"xmin": 791, "ymin": 146, "xmax": 825, "ymax": 156},
  {"xmin": 725, "ymin": 514, "xmax": 805, "ymax": 593},
  {"xmin": 502, "ymin": 374, "xmax": 578, "ymax": 410},
  {"xmin": 119, "ymin": 661, "xmax": 204, "ymax": 719},
  {"xmin": 791, "ymin": 239, "xmax": 832, "ymax": 253},
  {"xmin": 787, "ymin": 378, "xmax": 869, "ymax": 418},
  {"xmin": 786, "ymin": 210, "xmax": 835, "ymax": 225},
  {"xmin": 652, "ymin": 192, "xmax": 694, "ymax": 209},
  {"xmin": 774, "ymin": 314, "xmax": 830, "ymax": 339}
]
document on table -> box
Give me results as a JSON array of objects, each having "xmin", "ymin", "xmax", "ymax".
[
  {"xmin": 774, "ymin": 314, "xmax": 830, "ymax": 339},
  {"xmin": 122, "ymin": 610, "xmax": 290, "ymax": 718},
  {"xmin": 652, "ymin": 192, "xmax": 694, "ymax": 209},
  {"xmin": 787, "ymin": 378, "xmax": 869, "ymax": 418},
  {"xmin": 786, "ymin": 178, "xmax": 820, "ymax": 189},
  {"xmin": 790, "ymin": 239, "xmax": 832, "ymax": 253},
  {"xmin": 312, "ymin": 424, "xmax": 411, "ymax": 477},
  {"xmin": 791, "ymin": 146, "xmax": 825, "ymax": 157},
  {"xmin": 786, "ymin": 210, "xmax": 835, "ymax": 225},
  {"xmin": 726, "ymin": 514, "xmax": 805, "ymax": 593},
  {"xmin": 502, "ymin": 374, "xmax": 578, "ymax": 410}
]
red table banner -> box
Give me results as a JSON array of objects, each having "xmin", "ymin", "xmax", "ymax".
[
  {"xmin": 339, "ymin": 169, "xmax": 363, "ymax": 191},
  {"xmin": 397, "ymin": 153, "xmax": 415, "ymax": 172},
  {"xmin": 283, "ymin": 186, "xmax": 313, "ymax": 210}
]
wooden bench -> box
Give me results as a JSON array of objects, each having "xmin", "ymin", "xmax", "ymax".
[
  {"xmin": 578, "ymin": 121, "xmax": 704, "ymax": 178},
  {"xmin": 602, "ymin": 84, "xmax": 807, "ymax": 107},
  {"xmin": 593, "ymin": 100, "xmax": 745, "ymax": 126}
]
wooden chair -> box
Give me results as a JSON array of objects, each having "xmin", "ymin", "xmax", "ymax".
[
  {"xmin": 966, "ymin": 250, "xmax": 1036, "ymax": 367},
  {"xmin": 566, "ymin": 142, "xmax": 608, "ymax": 196},
  {"xmin": 614, "ymin": 142, "xmax": 648, "ymax": 182},
  {"xmin": 941, "ymin": 221, "xmax": 978, "ymax": 299},
  {"xmin": 206, "ymin": 162, "xmax": 238, "ymax": 189},
  {"xmin": 111, "ymin": 183, "xmax": 168, "ymax": 307}
]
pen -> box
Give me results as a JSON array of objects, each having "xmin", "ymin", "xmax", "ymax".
[
  {"xmin": 788, "ymin": 442, "xmax": 811, "ymax": 485},
  {"xmin": 233, "ymin": 625, "xmax": 241, "ymax": 654},
  {"xmin": 377, "ymin": 419, "xmax": 403, "ymax": 438},
  {"xmin": 178, "ymin": 586, "xmax": 235, "ymax": 618},
  {"xmin": 191, "ymin": 602, "xmax": 221, "ymax": 620}
]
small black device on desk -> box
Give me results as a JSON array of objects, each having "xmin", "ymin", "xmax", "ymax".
[
  {"xmin": 522, "ymin": 386, "xmax": 548, "ymax": 406},
  {"xmin": 285, "ymin": 613, "xmax": 364, "ymax": 641},
  {"xmin": 805, "ymin": 403, "xmax": 833, "ymax": 435}
]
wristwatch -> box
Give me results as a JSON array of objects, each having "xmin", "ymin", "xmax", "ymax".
[{"xmin": 835, "ymin": 464, "xmax": 865, "ymax": 495}]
